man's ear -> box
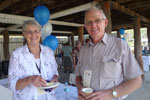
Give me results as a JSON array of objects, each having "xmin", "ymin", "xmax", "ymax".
[{"xmin": 104, "ymin": 19, "xmax": 108, "ymax": 28}]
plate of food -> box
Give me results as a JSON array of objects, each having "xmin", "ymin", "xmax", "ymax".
[{"xmin": 39, "ymin": 82, "xmax": 60, "ymax": 89}]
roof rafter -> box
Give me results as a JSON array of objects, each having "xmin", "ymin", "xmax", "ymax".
[
  {"xmin": 50, "ymin": 1, "xmax": 98, "ymax": 19},
  {"xmin": 110, "ymin": 1, "xmax": 150, "ymax": 23},
  {"xmin": 0, "ymin": 0, "xmax": 21, "ymax": 11}
]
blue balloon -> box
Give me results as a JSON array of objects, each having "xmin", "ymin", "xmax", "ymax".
[
  {"xmin": 119, "ymin": 28, "xmax": 125, "ymax": 35},
  {"xmin": 34, "ymin": 6, "xmax": 50, "ymax": 26},
  {"xmin": 122, "ymin": 37, "xmax": 126, "ymax": 41},
  {"xmin": 42, "ymin": 35, "xmax": 58, "ymax": 51}
]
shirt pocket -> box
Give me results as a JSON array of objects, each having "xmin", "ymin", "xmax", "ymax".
[{"xmin": 100, "ymin": 56, "xmax": 122, "ymax": 79}]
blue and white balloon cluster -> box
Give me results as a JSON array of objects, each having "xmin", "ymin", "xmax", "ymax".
[
  {"xmin": 119, "ymin": 28, "xmax": 126, "ymax": 41},
  {"xmin": 34, "ymin": 5, "xmax": 58, "ymax": 51}
]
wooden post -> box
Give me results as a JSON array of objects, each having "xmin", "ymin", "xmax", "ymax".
[
  {"xmin": 147, "ymin": 23, "xmax": 150, "ymax": 47},
  {"xmin": 2, "ymin": 30, "xmax": 10, "ymax": 60},
  {"xmin": 68, "ymin": 36, "xmax": 71, "ymax": 46},
  {"xmin": 71, "ymin": 33, "xmax": 74, "ymax": 47},
  {"xmin": 101, "ymin": 1, "xmax": 112, "ymax": 34},
  {"xmin": 78, "ymin": 26, "xmax": 84, "ymax": 44},
  {"xmin": 133, "ymin": 16, "xmax": 144, "ymax": 78}
]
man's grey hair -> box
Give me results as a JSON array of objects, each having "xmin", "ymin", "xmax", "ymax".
[
  {"xmin": 84, "ymin": 7, "xmax": 107, "ymax": 23},
  {"xmin": 22, "ymin": 20, "xmax": 42, "ymax": 32}
]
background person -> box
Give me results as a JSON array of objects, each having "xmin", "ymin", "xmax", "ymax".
[
  {"xmin": 75, "ymin": 7, "xmax": 143, "ymax": 100},
  {"xmin": 8, "ymin": 20, "xmax": 58, "ymax": 100},
  {"xmin": 61, "ymin": 42, "xmax": 72, "ymax": 73},
  {"xmin": 85, "ymin": 38, "xmax": 90, "ymax": 44},
  {"xmin": 72, "ymin": 41, "xmax": 82, "ymax": 71},
  {"xmin": 142, "ymin": 46, "xmax": 149, "ymax": 56}
]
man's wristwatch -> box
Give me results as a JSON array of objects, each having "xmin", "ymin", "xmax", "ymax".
[{"xmin": 112, "ymin": 90, "xmax": 117, "ymax": 98}]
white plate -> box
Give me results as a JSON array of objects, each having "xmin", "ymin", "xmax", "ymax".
[{"xmin": 39, "ymin": 82, "xmax": 60, "ymax": 89}]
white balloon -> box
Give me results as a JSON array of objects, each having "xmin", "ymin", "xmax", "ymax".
[{"xmin": 41, "ymin": 22, "xmax": 53, "ymax": 40}]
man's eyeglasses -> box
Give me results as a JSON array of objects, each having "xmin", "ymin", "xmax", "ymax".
[
  {"xmin": 24, "ymin": 30, "xmax": 41, "ymax": 34},
  {"xmin": 85, "ymin": 19, "xmax": 105, "ymax": 26}
]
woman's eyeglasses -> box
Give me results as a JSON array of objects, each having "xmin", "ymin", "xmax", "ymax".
[{"xmin": 24, "ymin": 30, "xmax": 41, "ymax": 35}]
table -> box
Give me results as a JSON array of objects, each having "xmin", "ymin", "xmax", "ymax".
[
  {"xmin": 0, "ymin": 78, "xmax": 78, "ymax": 100},
  {"xmin": 0, "ymin": 78, "xmax": 8, "ymax": 87},
  {"xmin": 38, "ymin": 83, "xmax": 78, "ymax": 100},
  {"xmin": 0, "ymin": 78, "xmax": 12, "ymax": 100},
  {"xmin": 142, "ymin": 56, "xmax": 150, "ymax": 71},
  {"xmin": 55, "ymin": 84, "xmax": 78, "ymax": 100}
]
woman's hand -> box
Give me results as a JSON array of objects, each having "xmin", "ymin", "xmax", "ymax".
[
  {"xmin": 30, "ymin": 75, "xmax": 47, "ymax": 87},
  {"xmin": 16, "ymin": 75, "xmax": 46, "ymax": 90},
  {"xmin": 50, "ymin": 75, "xmax": 59, "ymax": 82}
]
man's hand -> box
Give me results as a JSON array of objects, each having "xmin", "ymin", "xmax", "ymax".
[
  {"xmin": 85, "ymin": 90, "xmax": 112, "ymax": 100},
  {"xmin": 78, "ymin": 87, "xmax": 87, "ymax": 100}
]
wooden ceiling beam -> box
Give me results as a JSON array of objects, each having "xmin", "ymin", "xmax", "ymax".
[
  {"xmin": 50, "ymin": 0, "xmax": 92, "ymax": 11},
  {"xmin": 7, "ymin": 25, "xmax": 22, "ymax": 30},
  {"xmin": 12, "ymin": 0, "xmax": 55, "ymax": 14},
  {"xmin": 50, "ymin": 1, "xmax": 98, "ymax": 19},
  {"xmin": 0, "ymin": 0, "xmax": 21, "ymax": 11},
  {"xmin": 110, "ymin": 1, "xmax": 150, "ymax": 23},
  {"xmin": 54, "ymin": 11, "xmax": 84, "ymax": 23},
  {"xmin": 12, "ymin": 0, "xmax": 40, "ymax": 14},
  {"xmin": 113, "ymin": 23, "xmax": 147, "ymax": 30},
  {"xmin": 134, "ymin": 6, "xmax": 150, "ymax": 13},
  {"xmin": 112, "ymin": 23, "xmax": 134, "ymax": 30},
  {"xmin": 49, "ymin": 20, "xmax": 83, "ymax": 27},
  {"xmin": 124, "ymin": 0, "xmax": 150, "ymax": 7},
  {"xmin": 0, "ymin": 13, "xmax": 84, "ymax": 27},
  {"xmin": 115, "ymin": 0, "xmax": 132, "ymax": 3},
  {"xmin": 0, "ymin": 27, "xmax": 72, "ymax": 34}
]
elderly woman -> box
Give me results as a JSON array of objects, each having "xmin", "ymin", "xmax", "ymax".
[{"xmin": 8, "ymin": 20, "xmax": 58, "ymax": 100}]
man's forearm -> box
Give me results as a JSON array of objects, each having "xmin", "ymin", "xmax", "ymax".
[{"xmin": 110, "ymin": 76, "xmax": 142, "ymax": 98}]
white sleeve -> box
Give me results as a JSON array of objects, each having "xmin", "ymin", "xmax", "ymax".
[{"xmin": 8, "ymin": 51, "xmax": 20, "ymax": 93}]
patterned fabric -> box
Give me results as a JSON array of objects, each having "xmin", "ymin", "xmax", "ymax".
[
  {"xmin": 8, "ymin": 44, "xmax": 58, "ymax": 100},
  {"xmin": 75, "ymin": 33, "xmax": 143, "ymax": 100}
]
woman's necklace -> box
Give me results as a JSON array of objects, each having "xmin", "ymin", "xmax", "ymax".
[{"xmin": 28, "ymin": 47, "xmax": 41, "ymax": 74}]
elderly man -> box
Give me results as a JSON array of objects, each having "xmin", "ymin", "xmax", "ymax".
[{"xmin": 75, "ymin": 7, "xmax": 143, "ymax": 100}]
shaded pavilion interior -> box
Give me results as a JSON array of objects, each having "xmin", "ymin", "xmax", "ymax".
[
  {"xmin": 1, "ymin": 0, "xmax": 150, "ymax": 72},
  {"xmin": 0, "ymin": 0, "xmax": 150, "ymax": 35}
]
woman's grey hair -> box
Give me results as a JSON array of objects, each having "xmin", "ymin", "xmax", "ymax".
[
  {"xmin": 22, "ymin": 20, "xmax": 42, "ymax": 32},
  {"xmin": 84, "ymin": 7, "xmax": 107, "ymax": 23}
]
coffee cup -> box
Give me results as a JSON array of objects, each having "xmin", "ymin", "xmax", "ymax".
[{"xmin": 82, "ymin": 88, "xmax": 93, "ymax": 94}]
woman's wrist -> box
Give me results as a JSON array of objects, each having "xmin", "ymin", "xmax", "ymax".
[
  {"xmin": 26, "ymin": 76, "xmax": 33, "ymax": 84},
  {"xmin": 53, "ymin": 75, "xmax": 59, "ymax": 82}
]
